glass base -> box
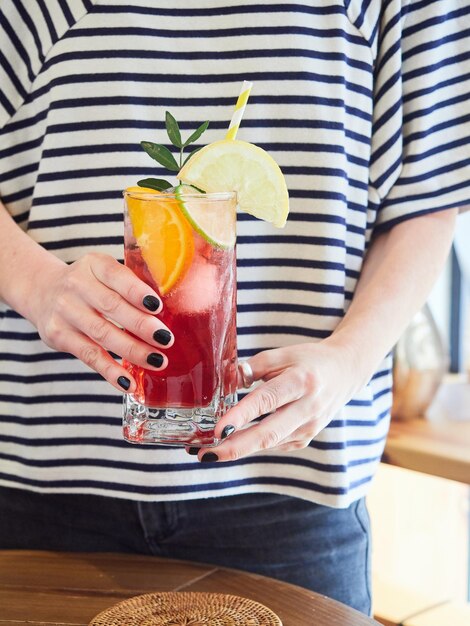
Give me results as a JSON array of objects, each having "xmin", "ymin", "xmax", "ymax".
[{"xmin": 122, "ymin": 392, "xmax": 238, "ymax": 446}]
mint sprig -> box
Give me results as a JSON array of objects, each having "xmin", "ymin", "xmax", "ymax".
[
  {"xmin": 140, "ymin": 142, "xmax": 179, "ymax": 171},
  {"xmin": 137, "ymin": 178, "xmax": 173, "ymax": 192},
  {"xmin": 138, "ymin": 111, "xmax": 210, "ymax": 191}
]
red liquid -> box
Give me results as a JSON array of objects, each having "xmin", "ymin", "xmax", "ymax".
[{"xmin": 124, "ymin": 233, "xmax": 237, "ymax": 409}]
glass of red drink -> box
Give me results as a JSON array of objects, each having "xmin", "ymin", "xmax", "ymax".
[{"xmin": 122, "ymin": 188, "xmax": 238, "ymax": 446}]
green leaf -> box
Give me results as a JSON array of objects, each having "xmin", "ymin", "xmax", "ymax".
[
  {"xmin": 182, "ymin": 145, "xmax": 204, "ymax": 166},
  {"xmin": 140, "ymin": 141, "xmax": 180, "ymax": 171},
  {"xmin": 188, "ymin": 183, "xmax": 206, "ymax": 194},
  {"xmin": 165, "ymin": 111, "xmax": 182, "ymax": 148},
  {"xmin": 183, "ymin": 121, "xmax": 209, "ymax": 148},
  {"xmin": 137, "ymin": 178, "xmax": 173, "ymax": 191}
]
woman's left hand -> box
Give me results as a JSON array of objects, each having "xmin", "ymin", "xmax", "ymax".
[{"xmin": 190, "ymin": 339, "xmax": 368, "ymax": 461}]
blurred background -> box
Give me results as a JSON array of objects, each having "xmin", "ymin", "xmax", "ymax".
[{"xmin": 369, "ymin": 210, "xmax": 470, "ymax": 626}]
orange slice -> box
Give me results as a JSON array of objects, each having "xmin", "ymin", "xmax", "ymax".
[{"xmin": 125, "ymin": 187, "xmax": 194, "ymax": 294}]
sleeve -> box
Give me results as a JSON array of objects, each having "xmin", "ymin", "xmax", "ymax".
[
  {"xmin": 0, "ymin": 0, "xmax": 44, "ymax": 130},
  {"xmin": 0, "ymin": 0, "xmax": 91, "ymax": 131},
  {"xmin": 369, "ymin": 0, "xmax": 470, "ymax": 231}
]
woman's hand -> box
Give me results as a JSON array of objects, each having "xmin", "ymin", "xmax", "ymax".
[
  {"xmin": 192, "ymin": 339, "xmax": 365, "ymax": 461},
  {"xmin": 191, "ymin": 209, "xmax": 458, "ymax": 462},
  {"xmin": 27, "ymin": 252, "xmax": 173, "ymax": 392}
]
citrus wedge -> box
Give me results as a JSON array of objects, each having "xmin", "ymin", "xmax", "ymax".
[
  {"xmin": 125, "ymin": 186, "xmax": 194, "ymax": 294},
  {"xmin": 178, "ymin": 140, "xmax": 289, "ymax": 228},
  {"xmin": 174, "ymin": 184, "xmax": 236, "ymax": 248}
]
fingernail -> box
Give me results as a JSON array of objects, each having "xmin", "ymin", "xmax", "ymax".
[
  {"xmin": 153, "ymin": 328, "xmax": 172, "ymax": 346},
  {"xmin": 221, "ymin": 425, "xmax": 236, "ymax": 439},
  {"xmin": 117, "ymin": 376, "xmax": 131, "ymax": 390},
  {"xmin": 201, "ymin": 452, "xmax": 219, "ymax": 463},
  {"xmin": 187, "ymin": 447, "xmax": 200, "ymax": 455},
  {"xmin": 147, "ymin": 353, "xmax": 164, "ymax": 368},
  {"xmin": 143, "ymin": 295, "xmax": 161, "ymax": 312}
]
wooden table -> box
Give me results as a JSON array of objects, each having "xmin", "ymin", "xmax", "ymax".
[
  {"xmin": 0, "ymin": 550, "xmax": 380, "ymax": 625},
  {"xmin": 383, "ymin": 380, "xmax": 470, "ymax": 484}
]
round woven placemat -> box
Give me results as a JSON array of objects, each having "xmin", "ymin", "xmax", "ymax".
[{"xmin": 89, "ymin": 591, "xmax": 282, "ymax": 626}]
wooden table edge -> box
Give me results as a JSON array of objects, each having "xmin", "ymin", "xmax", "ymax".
[{"xmin": 0, "ymin": 550, "xmax": 382, "ymax": 625}]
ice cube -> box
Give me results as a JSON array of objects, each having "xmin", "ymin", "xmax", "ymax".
[{"xmin": 171, "ymin": 255, "xmax": 220, "ymax": 313}]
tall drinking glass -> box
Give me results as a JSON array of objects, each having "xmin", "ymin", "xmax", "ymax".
[{"xmin": 122, "ymin": 189, "xmax": 238, "ymax": 446}]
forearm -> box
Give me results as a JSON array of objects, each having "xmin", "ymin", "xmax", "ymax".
[
  {"xmin": 0, "ymin": 200, "xmax": 173, "ymax": 391},
  {"xmin": 0, "ymin": 202, "xmax": 64, "ymax": 322},
  {"xmin": 326, "ymin": 209, "xmax": 458, "ymax": 386}
]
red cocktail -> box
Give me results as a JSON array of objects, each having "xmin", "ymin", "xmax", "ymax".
[{"xmin": 122, "ymin": 189, "xmax": 238, "ymax": 446}]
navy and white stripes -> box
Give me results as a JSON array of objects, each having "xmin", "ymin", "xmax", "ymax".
[{"xmin": 0, "ymin": 0, "xmax": 469, "ymax": 506}]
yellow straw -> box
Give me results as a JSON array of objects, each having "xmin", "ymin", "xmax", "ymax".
[{"xmin": 225, "ymin": 80, "xmax": 253, "ymax": 140}]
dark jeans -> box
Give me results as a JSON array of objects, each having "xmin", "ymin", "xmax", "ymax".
[{"xmin": 0, "ymin": 486, "xmax": 371, "ymax": 614}]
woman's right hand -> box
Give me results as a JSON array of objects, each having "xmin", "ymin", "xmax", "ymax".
[{"xmin": 28, "ymin": 252, "xmax": 173, "ymax": 393}]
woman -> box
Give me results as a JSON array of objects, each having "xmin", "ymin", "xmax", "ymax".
[{"xmin": 0, "ymin": 0, "xmax": 468, "ymax": 615}]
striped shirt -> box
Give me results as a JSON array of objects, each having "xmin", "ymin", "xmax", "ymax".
[{"xmin": 0, "ymin": 0, "xmax": 469, "ymax": 507}]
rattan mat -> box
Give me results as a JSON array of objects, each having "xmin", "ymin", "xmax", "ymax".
[{"xmin": 89, "ymin": 591, "xmax": 283, "ymax": 625}]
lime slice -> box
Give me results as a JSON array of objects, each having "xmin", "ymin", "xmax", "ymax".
[
  {"xmin": 174, "ymin": 184, "xmax": 236, "ymax": 248},
  {"xmin": 178, "ymin": 139, "xmax": 289, "ymax": 228}
]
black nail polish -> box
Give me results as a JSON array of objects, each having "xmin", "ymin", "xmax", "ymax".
[
  {"xmin": 147, "ymin": 352, "xmax": 164, "ymax": 368},
  {"xmin": 117, "ymin": 376, "xmax": 131, "ymax": 390},
  {"xmin": 201, "ymin": 452, "xmax": 219, "ymax": 463},
  {"xmin": 221, "ymin": 425, "xmax": 236, "ymax": 439},
  {"xmin": 153, "ymin": 328, "xmax": 172, "ymax": 346},
  {"xmin": 187, "ymin": 447, "xmax": 200, "ymax": 456},
  {"xmin": 143, "ymin": 295, "xmax": 161, "ymax": 312}
]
